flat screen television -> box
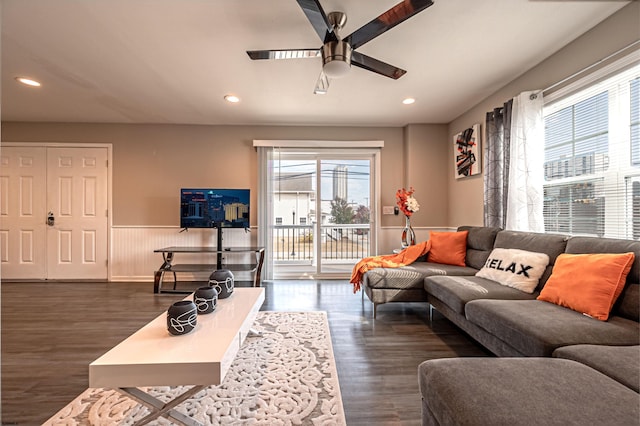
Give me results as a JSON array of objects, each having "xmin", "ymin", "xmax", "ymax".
[{"xmin": 180, "ymin": 188, "xmax": 250, "ymax": 229}]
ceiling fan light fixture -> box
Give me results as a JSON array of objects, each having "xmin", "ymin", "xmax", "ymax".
[
  {"xmin": 321, "ymin": 41, "xmax": 352, "ymax": 79},
  {"xmin": 314, "ymin": 73, "xmax": 330, "ymax": 95},
  {"xmin": 248, "ymin": 2, "xmax": 434, "ymax": 93},
  {"xmin": 323, "ymin": 60, "xmax": 350, "ymax": 78}
]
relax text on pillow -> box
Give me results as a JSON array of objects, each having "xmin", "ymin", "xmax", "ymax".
[
  {"xmin": 483, "ymin": 258, "xmax": 535, "ymax": 277},
  {"xmin": 476, "ymin": 248, "xmax": 550, "ymax": 294}
]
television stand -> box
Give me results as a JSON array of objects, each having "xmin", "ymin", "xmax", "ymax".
[{"xmin": 153, "ymin": 246, "xmax": 265, "ymax": 294}]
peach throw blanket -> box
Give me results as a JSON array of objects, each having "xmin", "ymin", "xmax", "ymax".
[{"xmin": 350, "ymin": 240, "xmax": 432, "ymax": 292}]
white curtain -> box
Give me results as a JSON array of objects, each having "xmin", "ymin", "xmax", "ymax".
[
  {"xmin": 256, "ymin": 146, "xmax": 275, "ymax": 280},
  {"xmin": 505, "ymin": 91, "xmax": 545, "ymax": 232}
]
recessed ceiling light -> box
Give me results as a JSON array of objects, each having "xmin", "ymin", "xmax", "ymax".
[
  {"xmin": 16, "ymin": 77, "xmax": 41, "ymax": 87},
  {"xmin": 224, "ymin": 95, "xmax": 240, "ymax": 103},
  {"xmin": 402, "ymin": 97, "xmax": 415, "ymax": 105}
]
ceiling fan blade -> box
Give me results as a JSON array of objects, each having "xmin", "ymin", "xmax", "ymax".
[
  {"xmin": 247, "ymin": 49, "xmax": 320, "ymax": 60},
  {"xmin": 296, "ymin": 0, "xmax": 338, "ymax": 43},
  {"xmin": 345, "ymin": 0, "xmax": 434, "ymax": 50},
  {"xmin": 351, "ymin": 51, "xmax": 406, "ymax": 79},
  {"xmin": 313, "ymin": 71, "xmax": 330, "ymax": 95}
]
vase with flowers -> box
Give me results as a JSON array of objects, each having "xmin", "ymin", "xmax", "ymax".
[{"xmin": 396, "ymin": 187, "xmax": 420, "ymax": 248}]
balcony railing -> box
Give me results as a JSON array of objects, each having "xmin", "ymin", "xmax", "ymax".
[{"xmin": 273, "ymin": 224, "xmax": 370, "ymax": 263}]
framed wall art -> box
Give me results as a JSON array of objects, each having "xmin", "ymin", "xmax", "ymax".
[{"xmin": 454, "ymin": 123, "xmax": 481, "ymax": 179}]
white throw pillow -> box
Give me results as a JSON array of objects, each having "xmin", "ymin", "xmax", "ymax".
[{"xmin": 475, "ymin": 248, "xmax": 550, "ymax": 294}]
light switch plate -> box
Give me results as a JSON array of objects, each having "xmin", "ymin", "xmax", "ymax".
[{"xmin": 382, "ymin": 206, "xmax": 395, "ymax": 215}]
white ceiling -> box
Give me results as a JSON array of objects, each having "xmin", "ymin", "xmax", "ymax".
[{"xmin": 1, "ymin": 0, "xmax": 630, "ymax": 126}]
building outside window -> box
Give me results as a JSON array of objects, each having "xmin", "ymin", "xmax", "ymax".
[{"xmin": 543, "ymin": 61, "xmax": 639, "ymax": 240}]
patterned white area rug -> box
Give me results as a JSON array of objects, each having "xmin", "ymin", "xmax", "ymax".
[{"xmin": 45, "ymin": 311, "xmax": 346, "ymax": 425}]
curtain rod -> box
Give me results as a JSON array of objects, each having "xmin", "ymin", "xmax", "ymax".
[{"xmin": 530, "ymin": 39, "xmax": 640, "ymax": 100}]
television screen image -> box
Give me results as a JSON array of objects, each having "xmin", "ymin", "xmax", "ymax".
[{"xmin": 180, "ymin": 188, "xmax": 250, "ymax": 229}]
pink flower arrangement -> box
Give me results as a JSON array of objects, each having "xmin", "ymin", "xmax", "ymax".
[{"xmin": 396, "ymin": 187, "xmax": 420, "ymax": 217}]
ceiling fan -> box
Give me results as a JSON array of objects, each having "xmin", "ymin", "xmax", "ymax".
[{"xmin": 247, "ymin": 0, "xmax": 435, "ymax": 94}]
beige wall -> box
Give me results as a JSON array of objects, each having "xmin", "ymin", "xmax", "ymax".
[
  {"xmin": 446, "ymin": 2, "xmax": 640, "ymax": 227},
  {"xmin": 2, "ymin": 122, "xmax": 448, "ymax": 228},
  {"xmin": 404, "ymin": 124, "xmax": 450, "ymax": 227}
]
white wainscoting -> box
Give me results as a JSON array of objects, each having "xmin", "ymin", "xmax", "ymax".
[
  {"xmin": 109, "ymin": 225, "xmax": 454, "ymax": 282},
  {"xmin": 110, "ymin": 226, "xmax": 256, "ymax": 282}
]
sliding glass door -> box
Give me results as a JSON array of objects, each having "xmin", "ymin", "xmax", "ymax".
[
  {"xmin": 270, "ymin": 150, "xmax": 375, "ymax": 279},
  {"xmin": 318, "ymin": 158, "xmax": 371, "ymax": 274}
]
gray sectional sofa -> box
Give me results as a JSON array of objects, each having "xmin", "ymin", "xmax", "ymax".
[
  {"xmin": 418, "ymin": 345, "xmax": 640, "ymax": 426},
  {"xmin": 362, "ymin": 226, "xmax": 501, "ymax": 318},
  {"xmin": 360, "ymin": 226, "xmax": 640, "ymax": 425}
]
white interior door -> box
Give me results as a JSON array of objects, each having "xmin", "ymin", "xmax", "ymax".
[
  {"xmin": 0, "ymin": 147, "xmax": 48, "ymax": 279},
  {"xmin": 0, "ymin": 145, "xmax": 108, "ymax": 280},
  {"xmin": 46, "ymin": 147, "xmax": 108, "ymax": 280}
]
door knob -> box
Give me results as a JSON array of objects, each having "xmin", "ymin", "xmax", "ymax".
[{"xmin": 47, "ymin": 211, "xmax": 55, "ymax": 226}]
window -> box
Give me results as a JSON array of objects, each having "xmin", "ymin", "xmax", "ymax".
[
  {"xmin": 299, "ymin": 217, "xmax": 307, "ymax": 225},
  {"xmin": 275, "ymin": 217, "xmax": 283, "ymax": 225},
  {"xmin": 543, "ymin": 61, "xmax": 639, "ymax": 240},
  {"xmin": 631, "ymin": 77, "xmax": 640, "ymax": 166},
  {"xmin": 629, "ymin": 176, "xmax": 640, "ymax": 239},
  {"xmin": 544, "ymin": 91, "xmax": 609, "ymax": 181}
]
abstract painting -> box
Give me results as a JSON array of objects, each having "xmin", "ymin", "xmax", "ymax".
[{"xmin": 454, "ymin": 123, "xmax": 481, "ymax": 179}]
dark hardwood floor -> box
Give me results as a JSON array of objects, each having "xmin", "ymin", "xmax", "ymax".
[{"xmin": 1, "ymin": 280, "xmax": 490, "ymax": 425}]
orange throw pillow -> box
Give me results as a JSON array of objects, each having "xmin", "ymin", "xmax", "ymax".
[
  {"xmin": 537, "ymin": 252, "xmax": 635, "ymax": 321},
  {"xmin": 427, "ymin": 230, "xmax": 469, "ymax": 267}
]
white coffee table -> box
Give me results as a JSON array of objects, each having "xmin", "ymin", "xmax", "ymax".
[{"xmin": 89, "ymin": 287, "xmax": 265, "ymax": 426}]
